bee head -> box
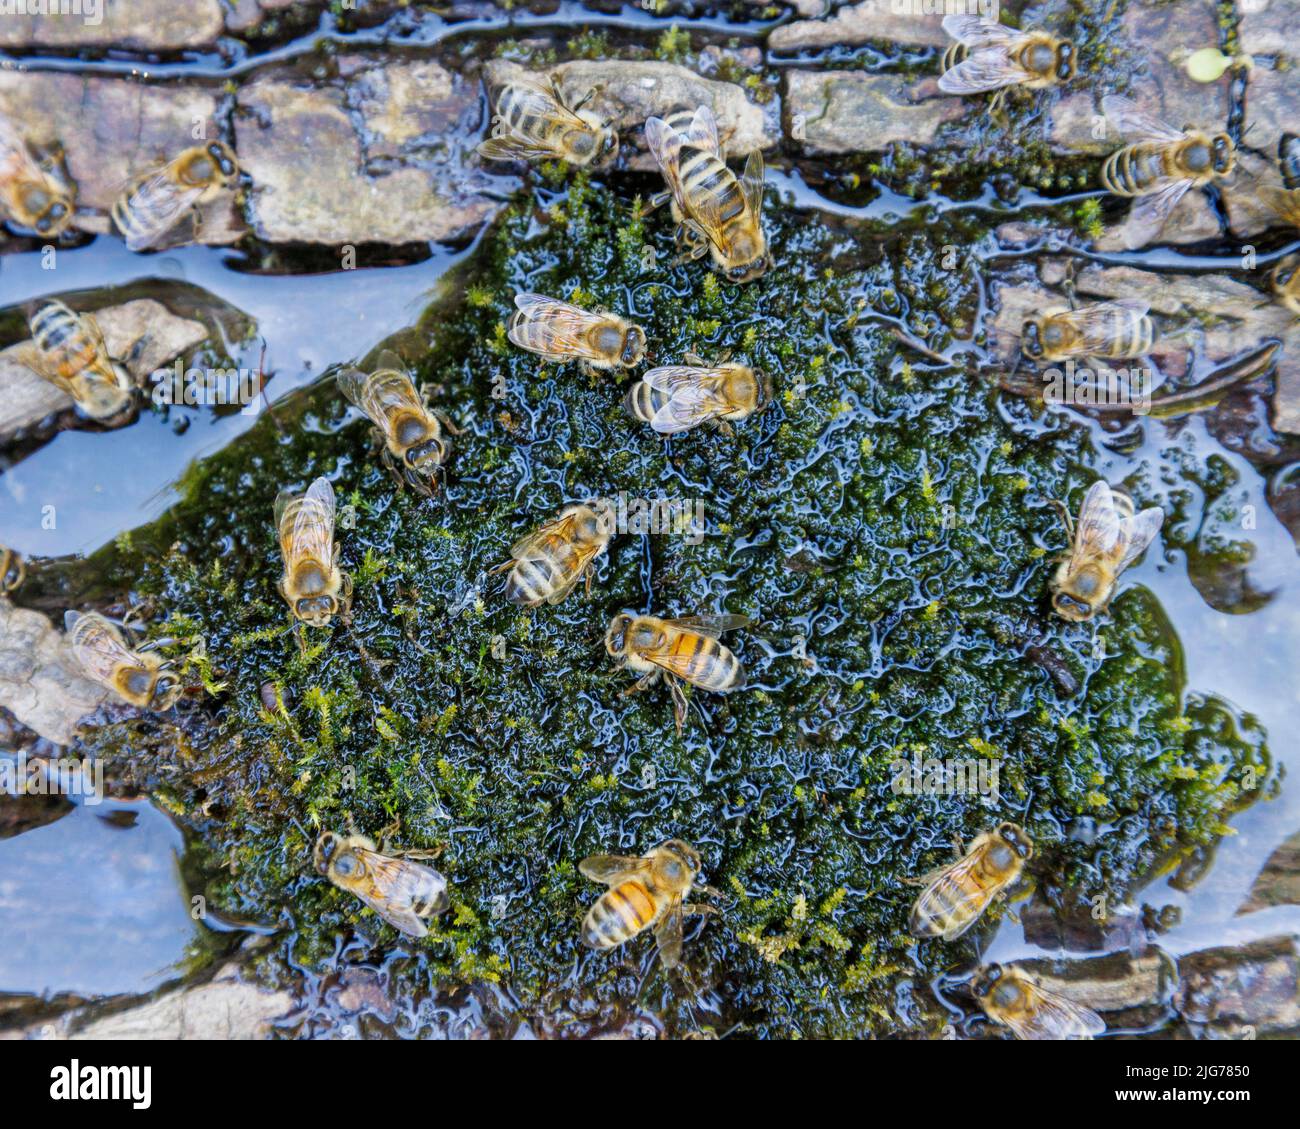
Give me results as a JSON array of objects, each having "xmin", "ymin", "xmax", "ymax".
[
  {"xmin": 1274, "ymin": 262, "xmax": 1297, "ymax": 291},
  {"xmin": 295, "ymin": 595, "xmax": 338, "ymax": 627},
  {"xmin": 578, "ymin": 112, "xmax": 619, "ymax": 163},
  {"xmin": 621, "ymin": 324, "xmax": 647, "ymax": 367},
  {"xmin": 604, "ymin": 612, "xmax": 635, "ymax": 658},
  {"xmin": 26, "ymin": 187, "xmax": 73, "ymax": 237},
  {"xmin": 753, "ymin": 368, "xmax": 773, "ymax": 410},
  {"xmin": 1052, "ymin": 584, "xmax": 1096, "ymax": 622},
  {"xmin": 406, "ymin": 436, "xmax": 449, "ymax": 471},
  {"xmin": 1021, "ymin": 318, "xmax": 1045, "ymax": 360},
  {"xmin": 1211, "ymin": 134, "xmax": 1235, "ymax": 175},
  {"xmin": 313, "ymin": 832, "xmax": 341, "ymax": 875},
  {"xmin": 971, "ymin": 963, "xmax": 1002, "ymax": 999},
  {"xmin": 997, "ymin": 822, "xmax": 1034, "ymax": 861},
  {"xmin": 1055, "ymin": 41, "xmax": 1076, "ymax": 82},
  {"xmin": 206, "ymin": 140, "xmax": 238, "ymax": 181},
  {"xmin": 150, "ymin": 668, "xmax": 184, "ymax": 711}
]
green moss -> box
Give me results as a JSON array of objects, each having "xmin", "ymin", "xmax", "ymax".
[{"xmin": 70, "ymin": 175, "xmax": 1273, "ymax": 1039}]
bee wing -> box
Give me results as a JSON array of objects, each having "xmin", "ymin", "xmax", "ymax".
[
  {"xmin": 1070, "ymin": 299, "xmax": 1152, "ymax": 355},
  {"xmin": 908, "ymin": 850, "xmax": 995, "ymax": 940},
  {"xmin": 350, "ymin": 848, "xmax": 443, "ymax": 938},
  {"xmin": 114, "ymin": 166, "xmax": 204, "ymax": 251},
  {"xmin": 276, "ymin": 477, "xmax": 337, "ymax": 565},
  {"xmin": 739, "ymin": 148, "xmax": 765, "ymax": 216},
  {"xmin": 477, "ymin": 134, "xmax": 566, "ymax": 163},
  {"xmin": 662, "ymin": 613, "xmax": 750, "ymax": 639},
  {"xmin": 1117, "ymin": 506, "xmax": 1164, "ymax": 573},
  {"xmin": 497, "ymin": 75, "xmax": 586, "ymax": 125},
  {"xmin": 508, "ymin": 507, "xmax": 581, "ymax": 560},
  {"xmin": 1070, "ymin": 479, "xmax": 1123, "ymax": 568},
  {"xmin": 641, "ymin": 366, "xmax": 730, "ymax": 434},
  {"xmin": 64, "ymin": 610, "xmax": 136, "ymax": 684},
  {"xmin": 508, "ymin": 292, "xmax": 605, "ymax": 359},
  {"xmin": 686, "ymin": 104, "xmax": 721, "ymax": 156},
  {"xmin": 942, "ymin": 14, "xmax": 1020, "ymax": 48},
  {"xmin": 644, "ymin": 115, "xmax": 690, "ymax": 212},
  {"xmin": 339, "ymin": 364, "xmax": 423, "ymax": 423},
  {"xmin": 1010, "ymin": 982, "xmax": 1107, "ymax": 1040},
  {"xmin": 579, "ymin": 854, "xmax": 651, "ymax": 884},
  {"xmin": 938, "ymin": 47, "xmax": 1027, "ymax": 94},
  {"xmin": 1122, "ymin": 177, "xmax": 1194, "ymax": 249},
  {"xmin": 653, "ymin": 895, "xmax": 685, "ymax": 969},
  {"xmin": 1260, "ymin": 185, "xmax": 1300, "ymax": 224},
  {"xmin": 1100, "ymin": 94, "xmax": 1185, "ymax": 145}
]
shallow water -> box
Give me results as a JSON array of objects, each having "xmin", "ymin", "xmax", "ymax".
[{"xmin": 1, "ymin": 1, "xmax": 1299, "ymax": 1039}]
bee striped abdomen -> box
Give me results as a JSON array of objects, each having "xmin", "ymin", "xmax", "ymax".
[
  {"xmin": 506, "ymin": 535, "xmax": 579, "ymax": 605},
  {"xmin": 1099, "ymin": 307, "xmax": 1155, "ymax": 357},
  {"xmin": 681, "ymin": 149, "xmax": 745, "ymax": 225},
  {"xmin": 1101, "ymin": 146, "xmax": 1169, "ymax": 197},
  {"xmin": 910, "ymin": 864, "xmax": 997, "ymax": 937},
  {"xmin": 31, "ymin": 301, "xmax": 93, "ymax": 377},
  {"xmin": 625, "ymin": 381, "xmax": 670, "ymax": 424},
  {"xmin": 673, "ymin": 633, "xmax": 744, "ymax": 692},
  {"xmin": 583, "ymin": 879, "xmax": 657, "ymax": 949}
]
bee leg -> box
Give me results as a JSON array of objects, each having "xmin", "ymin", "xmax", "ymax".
[
  {"xmin": 583, "ymin": 564, "xmax": 594, "ymax": 599},
  {"xmin": 403, "ymin": 843, "xmax": 445, "ymax": 861},
  {"xmin": 344, "ymin": 810, "xmax": 361, "ymax": 837},
  {"xmin": 293, "ymin": 620, "xmax": 309, "ymax": 656},
  {"xmin": 433, "ymin": 408, "xmax": 463, "ymax": 437},
  {"xmin": 681, "ymin": 902, "xmax": 718, "ymax": 917},
  {"xmin": 1049, "ymin": 498, "xmax": 1075, "ymax": 537},
  {"xmin": 683, "ymin": 351, "xmax": 707, "ymax": 366},
  {"xmin": 987, "ymin": 89, "xmax": 1008, "ymax": 122},
  {"xmin": 621, "ymin": 670, "xmax": 661, "ymax": 697},
  {"xmin": 669, "ymin": 677, "xmax": 689, "ymax": 736},
  {"xmin": 645, "ymin": 190, "xmax": 673, "ymax": 213},
  {"xmin": 714, "ymin": 419, "xmax": 736, "ymax": 439},
  {"xmin": 569, "ymin": 84, "xmax": 600, "ymax": 113}
]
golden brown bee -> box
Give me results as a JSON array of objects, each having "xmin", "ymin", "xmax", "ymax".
[
  {"xmin": 644, "ymin": 104, "xmax": 769, "ymax": 284},
  {"xmin": 1021, "ymin": 299, "xmax": 1155, "ymax": 365},
  {"xmin": 275, "ymin": 476, "xmax": 352, "ymax": 632},
  {"xmin": 314, "ymin": 827, "xmax": 448, "ymax": 938},
  {"xmin": 507, "ymin": 292, "xmax": 646, "ymax": 372},
  {"xmin": 1100, "ymin": 95, "xmax": 1235, "ymax": 249},
  {"xmin": 605, "ymin": 611, "xmax": 748, "ymax": 735},
  {"xmin": 25, "ymin": 300, "xmax": 134, "ymax": 420},
  {"xmin": 626, "ymin": 361, "xmax": 771, "ymax": 436},
  {"xmin": 337, "ymin": 353, "xmax": 454, "ymax": 497},
  {"xmin": 1272, "ymin": 256, "xmax": 1300, "ymax": 317},
  {"xmin": 579, "ymin": 839, "xmax": 716, "ymax": 969},
  {"xmin": 0, "ymin": 117, "xmax": 75, "ymax": 238},
  {"xmin": 478, "ymin": 73, "xmax": 618, "ymax": 167},
  {"xmin": 938, "ymin": 15, "xmax": 1075, "ymax": 109},
  {"xmin": 908, "ymin": 823, "xmax": 1034, "ymax": 941},
  {"xmin": 1051, "ymin": 480, "xmax": 1164, "ymax": 622},
  {"xmin": 64, "ymin": 610, "xmax": 183, "ymax": 711},
  {"xmin": 490, "ymin": 502, "xmax": 612, "ymax": 607},
  {"xmin": 1260, "ymin": 133, "xmax": 1300, "ymax": 230},
  {"xmin": 0, "ymin": 545, "xmax": 25, "ymax": 594},
  {"xmin": 972, "ymin": 964, "xmax": 1106, "ymax": 1040},
  {"xmin": 111, "ymin": 140, "xmax": 239, "ymax": 253}
]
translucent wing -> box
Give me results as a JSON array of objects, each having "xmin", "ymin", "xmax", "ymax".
[
  {"xmin": 351, "ymin": 848, "xmax": 442, "ymax": 938},
  {"xmin": 908, "ymin": 850, "xmax": 997, "ymax": 941},
  {"xmin": 739, "ymin": 148, "xmax": 765, "ymax": 215},
  {"xmin": 64, "ymin": 610, "xmax": 136, "ymax": 685},
  {"xmin": 942, "ymin": 14, "xmax": 1020, "ymax": 48},
  {"xmin": 508, "ymin": 507, "xmax": 580, "ymax": 561},
  {"xmin": 686, "ymin": 104, "xmax": 720, "ymax": 156},
  {"xmin": 1008, "ymin": 982, "xmax": 1106, "ymax": 1040},
  {"xmin": 477, "ymin": 134, "xmax": 566, "ymax": 163},
  {"xmin": 1117, "ymin": 506, "xmax": 1164, "ymax": 572},
  {"xmin": 508, "ymin": 292, "xmax": 606, "ymax": 360},
  {"xmin": 1069, "ymin": 480, "xmax": 1123, "ymax": 574},
  {"xmin": 653, "ymin": 895, "xmax": 685, "ymax": 969},
  {"xmin": 275, "ymin": 477, "xmax": 337, "ymax": 566},
  {"xmin": 579, "ymin": 854, "xmax": 651, "ymax": 884},
  {"xmin": 338, "ymin": 364, "xmax": 424, "ymax": 425},
  {"xmin": 496, "ymin": 75, "xmax": 585, "ymax": 126},
  {"xmin": 1067, "ymin": 299, "xmax": 1152, "ymax": 355},
  {"xmin": 1122, "ymin": 178, "xmax": 1194, "ymax": 249},
  {"xmin": 644, "ymin": 115, "xmax": 690, "ymax": 213},
  {"xmin": 1101, "ymin": 95, "xmax": 1185, "ymax": 145},
  {"xmin": 115, "ymin": 166, "xmax": 204, "ymax": 251},
  {"xmin": 662, "ymin": 613, "xmax": 750, "ymax": 639},
  {"xmin": 939, "ymin": 48, "xmax": 1028, "ymax": 95},
  {"xmin": 641, "ymin": 366, "xmax": 731, "ymax": 434}
]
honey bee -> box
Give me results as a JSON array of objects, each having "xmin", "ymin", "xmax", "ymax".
[
  {"xmin": 1051, "ymin": 480, "xmax": 1164, "ymax": 622},
  {"xmin": 490, "ymin": 502, "xmax": 612, "ymax": 607},
  {"xmin": 111, "ymin": 140, "xmax": 239, "ymax": 253},
  {"xmin": 579, "ymin": 839, "xmax": 716, "ymax": 969},
  {"xmin": 314, "ymin": 827, "xmax": 448, "ymax": 938},
  {"xmin": 908, "ymin": 823, "xmax": 1034, "ymax": 941},
  {"xmin": 478, "ymin": 73, "xmax": 618, "ymax": 167},
  {"xmin": 938, "ymin": 15, "xmax": 1075, "ymax": 111},
  {"xmin": 64, "ymin": 610, "xmax": 183, "ymax": 711},
  {"xmin": 644, "ymin": 104, "xmax": 769, "ymax": 284},
  {"xmin": 25, "ymin": 299, "xmax": 134, "ymax": 420},
  {"xmin": 626, "ymin": 361, "xmax": 771, "ymax": 436},
  {"xmin": 971, "ymin": 964, "xmax": 1106, "ymax": 1040},
  {"xmin": 0, "ymin": 117, "xmax": 76, "ymax": 238},
  {"xmin": 1021, "ymin": 299, "xmax": 1155, "ymax": 365},
  {"xmin": 1261, "ymin": 133, "xmax": 1300, "ymax": 230},
  {"xmin": 507, "ymin": 292, "xmax": 646, "ymax": 372},
  {"xmin": 0, "ymin": 545, "xmax": 25, "ymax": 593},
  {"xmin": 274, "ymin": 476, "xmax": 352, "ymax": 633},
  {"xmin": 337, "ymin": 352, "xmax": 454, "ymax": 497},
  {"xmin": 605, "ymin": 611, "xmax": 748, "ymax": 735},
  {"xmin": 1099, "ymin": 95, "xmax": 1235, "ymax": 249},
  {"xmin": 1271, "ymin": 256, "xmax": 1300, "ymax": 317}
]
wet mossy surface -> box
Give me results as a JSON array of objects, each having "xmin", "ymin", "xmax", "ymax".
[{"xmin": 67, "ymin": 174, "xmax": 1273, "ymax": 1038}]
